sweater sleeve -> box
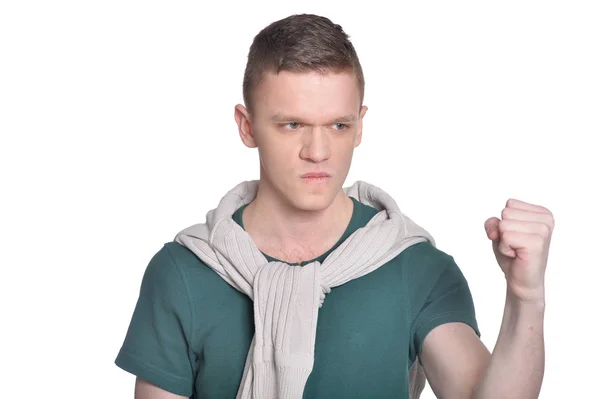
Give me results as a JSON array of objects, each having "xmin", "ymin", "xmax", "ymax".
[
  {"xmin": 115, "ymin": 244, "xmax": 196, "ymax": 397},
  {"xmin": 407, "ymin": 242, "xmax": 481, "ymax": 365}
]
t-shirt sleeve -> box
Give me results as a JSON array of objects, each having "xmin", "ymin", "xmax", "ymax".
[
  {"xmin": 407, "ymin": 243, "xmax": 481, "ymax": 364},
  {"xmin": 115, "ymin": 244, "xmax": 196, "ymax": 397}
]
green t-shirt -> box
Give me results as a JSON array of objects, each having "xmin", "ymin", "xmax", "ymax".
[{"xmin": 115, "ymin": 197, "xmax": 480, "ymax": 398}]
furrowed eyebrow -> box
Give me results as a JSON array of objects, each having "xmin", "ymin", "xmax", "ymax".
[
  {"xmin": 270, "ymin": 114, "xmax": 300, "ymax": 122},
  {"xmin": 332, "ymin": 115, "xmax": 357, "ymax": 123},
  {"xmin": 270, "ymin": 113, "xmax": 357, "ymax": 124}
]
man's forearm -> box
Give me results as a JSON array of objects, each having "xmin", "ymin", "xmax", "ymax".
[{"xmin": 472, "ymin": 287, "xmax": 545, "ymax": 399}]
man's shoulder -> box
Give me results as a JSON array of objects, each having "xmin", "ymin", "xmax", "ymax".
[
  {"xmin": 148, "ymin": 241, "xmax": 244, "ymax": 303},
  {"xmin": 365, "ymin": 241, "xmax": 455, "ymax": 287},
  {"xmin": 391, "ymin": 241, "xmax": 463, "ymax": 288},
  {"xmin": 396, "ymin": 241, "xmax": 455, "ymax": 268},
  {"xmin": 159, "ymin": 240, "xmax": 213, "ymax": 273},
  {"xmin": 141, "ymin": 241, "xmax": 219, "ymax": 288}
]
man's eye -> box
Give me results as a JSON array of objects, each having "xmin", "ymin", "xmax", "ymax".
[
  {"xmin": 284, "ymin": 122, "xmax": 301, "ymax": 130},
  {"xmin": 333, "ymin": 123, "xmax": 348, "ymax": 130}
]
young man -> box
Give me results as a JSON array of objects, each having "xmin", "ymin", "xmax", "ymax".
[{"xmin": 115, "ymin": 14, "xmax": 553, "ymax": 399}]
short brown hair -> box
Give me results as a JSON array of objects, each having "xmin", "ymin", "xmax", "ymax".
[{"xmin": 242, "ymin": 14, "xmax": 365, "ymax": 115}]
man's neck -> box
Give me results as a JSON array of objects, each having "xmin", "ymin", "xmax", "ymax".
[{"xmin": 242, "ymin": 182, "xmax": 354, "ymax": 262}]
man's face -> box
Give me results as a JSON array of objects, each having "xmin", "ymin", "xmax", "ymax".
[{"xmin": 237, "ymin": 70, "xmax": 367, "ymax": 212}]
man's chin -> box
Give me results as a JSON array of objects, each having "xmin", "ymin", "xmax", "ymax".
[{"xmin": 287, "ymin": 186, "xmax": 340, "ymax": 212}]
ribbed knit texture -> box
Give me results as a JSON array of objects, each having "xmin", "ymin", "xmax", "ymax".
[{"xmin": 174, "ymin": 180, "xmax": 434, "ymax": 399}]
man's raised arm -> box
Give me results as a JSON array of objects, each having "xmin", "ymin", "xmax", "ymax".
[
  {"xmin": 135, "ymin": 378, "xmax": 188, "ymax": 399},
  {"xmin": 421, "ymin": 198, "xmax": 553, "ymax": 399}
]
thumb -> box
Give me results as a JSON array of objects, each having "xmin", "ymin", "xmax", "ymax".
[{"xmin": 484, "ymin": 217, "xmax": 501, "ymax": 241}]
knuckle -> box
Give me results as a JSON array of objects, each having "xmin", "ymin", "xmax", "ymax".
[
  {"xmin": 548, "ymin": 214, "xmax": 555, "ymax": 230},
  {"xmin": 540, "ymin": 205, "xmax": 551, "ymax": 214},
  {"xmin": 501, "ymin": 207, "xmax": 510, "ymax": 220},
  {"xmin": 533, "ymin": 235, "xmax": 545, "ymax": 250},
  {"xmin": 498, "ymin": 220, "xmax": 506, "ymax": 232},
  {"xmin": 539, "ymin": 223, "xmax": 551, "ymax": 237}
]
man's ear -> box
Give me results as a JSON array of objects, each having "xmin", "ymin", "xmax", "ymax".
[
  {"xmin": 234, "ymin": 104, "xmax": 257, "ymax": 148},
  {"xmin": 355, "ymin": 105, "xmax": 368, "ymax": 147}
]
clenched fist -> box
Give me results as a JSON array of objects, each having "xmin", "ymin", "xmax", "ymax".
[{"xmin": 484, "ymin": 199, "xmax": 555, "ymax": 303}]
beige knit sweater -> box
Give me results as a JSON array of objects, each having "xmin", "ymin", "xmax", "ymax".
[{"xmin": 175, "ymin": 180, "xmax": 433, "ymax": 399}]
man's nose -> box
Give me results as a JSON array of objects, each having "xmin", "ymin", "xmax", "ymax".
[{"xmin": 299, "ymin": 127, "xmax": 331, "ymax": 163}]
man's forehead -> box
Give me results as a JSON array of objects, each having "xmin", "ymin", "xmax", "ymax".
[
  {"xmin": 264, "ymin": 68, "xmax": 357, "ymax": 81},
  {"xmin": 258, "ymin": 69, "xmax": 359, "ymax": 95},
  {"xmin": 257, "ymin": 72, "xmax": 360, "ymax": 114}
]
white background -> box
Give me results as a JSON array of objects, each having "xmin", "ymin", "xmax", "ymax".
[{"xmin": 1, "ymin": 1, "xmax": 598, "ymax": 398}]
